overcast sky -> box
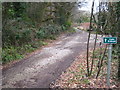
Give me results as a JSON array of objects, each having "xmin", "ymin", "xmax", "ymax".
[{"xmin": 79, "ymin": 0, "xmax": 99, "ymax": 13}]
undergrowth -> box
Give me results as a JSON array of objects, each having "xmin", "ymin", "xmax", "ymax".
[
  {"xmin": 2, "ymin": 21, "xmax": 75, "ymax": 64},
  {"xmin": 2, "ymin": 40, "xmax": 48, "ymax": 64}
]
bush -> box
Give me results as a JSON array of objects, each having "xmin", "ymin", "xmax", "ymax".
[
  {"xmin": 2, "ymin": 40, "xmax": 49, "ymax": 64},
  {"xmin": 36, "ymin": 24, "xmax": 62, "ymax": 39},
  {"xmin": 2, "ymin": 20, "xmax": 35, "ymax": 47},
  {"xmin": 65, "ymin": 21, "xmax": 71, "ymax": 28},
  {"xmin": 2, "ymin": 46, "xmax": 23, "ymax": 64}
]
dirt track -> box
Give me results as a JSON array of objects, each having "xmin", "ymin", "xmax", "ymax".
[{"xmin": 2, "ymin": 30, "xmax": 103, "ymax": 88}]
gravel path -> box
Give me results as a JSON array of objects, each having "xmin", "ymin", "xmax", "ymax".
[{"xmin": 2, "ymin": 30, "xmax": 103, "ymax": 88}]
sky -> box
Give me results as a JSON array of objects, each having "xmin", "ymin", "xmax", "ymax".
[{"xmin": 79, "ymin": 0, "xmax": 99, "ymax": 13}]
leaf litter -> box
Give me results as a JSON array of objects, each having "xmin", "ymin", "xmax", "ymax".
[{"xmin": 50, "ymin": 48, "xmax": 120, "ymax": 89}]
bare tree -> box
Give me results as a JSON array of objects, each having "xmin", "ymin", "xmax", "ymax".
[{"xmin": 86, "ymin": 0, "xmax": 95, "ymax": 76}]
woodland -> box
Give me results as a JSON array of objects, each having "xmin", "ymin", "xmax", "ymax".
[{"xmin": 1, "ymin": 1, "xmax": 120, "ymax": 87}]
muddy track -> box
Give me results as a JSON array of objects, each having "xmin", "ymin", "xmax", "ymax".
[{"xmin": 2, "ymin": 30, "xmax": 103, "ymax": 88}]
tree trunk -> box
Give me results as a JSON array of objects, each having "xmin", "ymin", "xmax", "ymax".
[{"xmin": 86, "ymin": 0, "xmax": 95, "ymax": 76}]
